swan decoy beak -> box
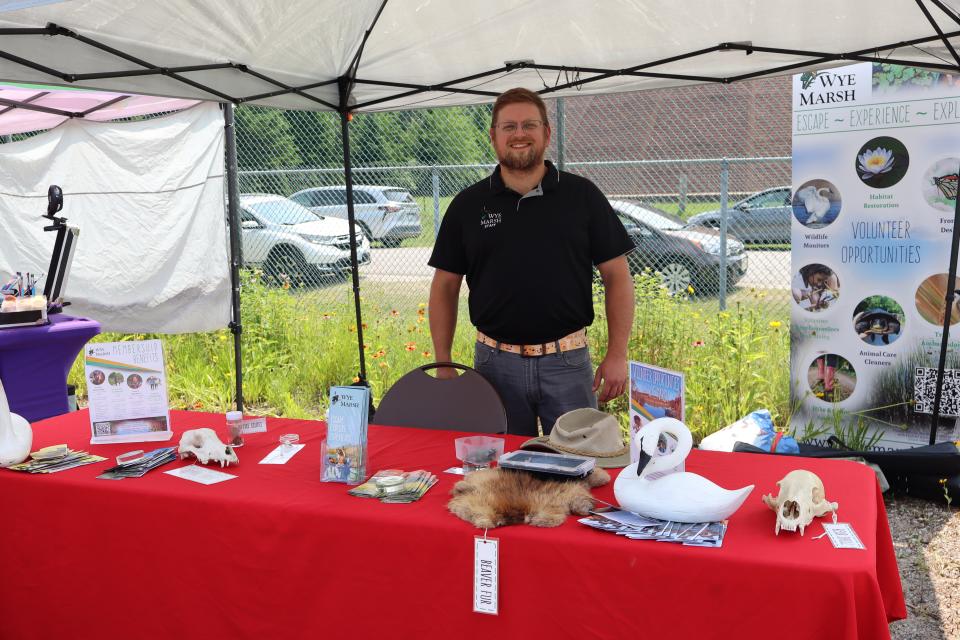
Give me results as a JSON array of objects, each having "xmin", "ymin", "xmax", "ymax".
[{"xmin": 635, "ymin": 449, "xmax": 651, "ymax": 477}]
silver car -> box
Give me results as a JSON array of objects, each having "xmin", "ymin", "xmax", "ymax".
[
  {"xmin": 685, "ymin": 186, "xmax": 792, "ymax": 244},
  {"xmin": 239, "ymin": 194, "xmax": 371, "ymax": 286},
  {"xmin": 289, "ymin": 185, "xmax": 422, "ymax": 247}
]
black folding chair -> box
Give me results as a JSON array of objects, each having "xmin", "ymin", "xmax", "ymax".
[{"xmin": 375, "ymin": 362, "xmax": 507, "ymax": 433}]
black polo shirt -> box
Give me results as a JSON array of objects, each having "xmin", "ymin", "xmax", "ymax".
[{"xmin": 429, "ymin": 160, "xmax": 634, "ymax": 344}]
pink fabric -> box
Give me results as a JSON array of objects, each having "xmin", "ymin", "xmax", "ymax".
[{"xmin": 0, "ymin": 84, "xmax": 199, "ymax": 135}]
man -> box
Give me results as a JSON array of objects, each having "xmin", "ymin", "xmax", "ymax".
[{"xmin": 428, "ymin": 87, "xmax": 635, "ymax": 436}]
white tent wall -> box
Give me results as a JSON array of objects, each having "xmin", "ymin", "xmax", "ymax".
[{"xmin": 0, "ymin": 102, "xmax": 231, "ymax": 332}]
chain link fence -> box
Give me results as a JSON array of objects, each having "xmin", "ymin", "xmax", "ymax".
[{"xmin": 235, "ymin": 76, "xmax": 794, "ymax": 322}]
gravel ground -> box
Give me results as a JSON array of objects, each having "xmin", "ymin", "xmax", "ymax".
[{"xmin": 886, "ymin": 494, "xmax": 960, "ymax": 640}]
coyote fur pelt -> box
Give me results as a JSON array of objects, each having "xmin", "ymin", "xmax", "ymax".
[{"xmin": 448, "ymin": 467, "xmax": 610, "ymax": 528}]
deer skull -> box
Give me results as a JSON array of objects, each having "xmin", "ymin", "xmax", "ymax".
[
  {"xmin": 177, "ymin": 428, "xmax": 239, "ymax": 467},
  {"xmin": 762, "ymin": 469, "xmax": 837, "ymax": 536}
]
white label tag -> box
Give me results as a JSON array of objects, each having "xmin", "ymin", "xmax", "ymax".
[
  {"xmin": 473, "ymin": 536, "xmax": 499, "ymax": 615},
  {"xmin": 258, "ymin": 443, "xmax": 305, "ymax": 464},
  {"xmin": 164, "ymin": 465, "xmax": 237, "ymax": 485},
  {"xmin": 822, "ymin": 522, "xmax": 865, "ymax": 549},
  {"xmin": 239, "ymin": 417, "xmax": 267, "ymax": 434}
]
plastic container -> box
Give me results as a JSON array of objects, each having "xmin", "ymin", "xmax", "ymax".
[
  {"xmin": 454, "ymin": 436, "xmax": 505, "ymax": 474},
  {"xmin": 226, "ymin": 410, "xmax": 244, "ymax": 447}
]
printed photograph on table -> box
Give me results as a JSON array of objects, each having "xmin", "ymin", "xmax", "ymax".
[
  {"xmin": 914, "ymin": 273, "xmax": 960, "ymax": 326},
  {"xmin": 792, "ymin": 179, "xmax": 842, "ymax": 228},
  {"xmin": 855, "ymin": 136, "xmax": 909, "ymax": 188},
  {"xmin": 921, "ymin": 157, "xmax": 960, "ymax": 212},
  {"xmin": 852, "ymin": 296, "xmax": 904, "ymax": 346},
  {"xmin": 792, "ymin": 264, "xmax": 840, "ymax": 312},
  {"xmin": 807, "ymin": 353, "xmax": 857, "ymax": 403}
]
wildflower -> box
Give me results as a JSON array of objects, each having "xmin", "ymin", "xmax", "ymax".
[
  {"xmin": 362, "ymin": 322, "xmax": 369, "ymax": 329},
  {"xmin": 352, "ymin": 376, "xmax": 360, "ymax": 383},
  {"xmin": 857, "ymin": 147, "xmax": 895, "ymax": 179},
  {"xmin": 192, "ymin": 400, "xmax": 204, "ymax": 409},
  {"xmin": 692, "ymin": 340, "xmax": 705, "ymax": 347},
  {"xmin": 282, "ymin": 281, "xmax": 290, "ymax": 290},
  {"xmin": 417, "ymin": 316, "xmax": 425, "ymax": 324},
  {"xmin": 422, "ymin": 350, "xmax": 432, "ymax": 358},
  {"xmin": 417, "ymin": 308, "xmax": 426, "ymax": 316},
  {"xmin": 390, "ymin": 309, "xmax": 399, "ymax": 317},
  {"xmin": 405, "ymin": 342, "xmax": 416, "ymax": 351},
  {"xmin": 418, "ymin": 302, "xmax": 427, "ymax": 308},
  {"xmin": 769, "ymin": 321, "xmax": 782, "ymax": 329},
  {"xmin": 363, "ymin": 343, "xmax": 370, "ymax": 350},
  {"xmin": 687, "ymin": 285, "xmax": 694, "ymax": 294},
  {"xmin": 219, "ymin": 334, "xmax": 227, "ymax": 341},
  {"xmin": 349, "ymin": 325, "xmax": 356, "ymax": 333},
  {"xmin": 719, "ymin": 312, "xmax": 730, "ymax": 319},
  {"xmin": 379, "ymin": 362, "xmax": 389, "ymax": 369},
  {"xmin": 322, "ymin": 313, "xmax": 333, "ymax": 320}
]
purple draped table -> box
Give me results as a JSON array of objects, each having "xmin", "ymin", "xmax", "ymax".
[{"xmin": 0, "ymin": 314, "xmax": 101, "ymax": 422}]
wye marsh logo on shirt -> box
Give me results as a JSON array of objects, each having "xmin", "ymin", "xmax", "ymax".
[{"xmin": 480, "ymin": 207, "xmax": 502, "ymax": 229}]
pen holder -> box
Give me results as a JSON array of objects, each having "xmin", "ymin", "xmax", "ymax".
[{"xmin": 454, "ymin": 436, "xmax": 505, "ymax": 474}]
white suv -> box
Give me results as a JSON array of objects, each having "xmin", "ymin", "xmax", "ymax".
[
  {"xmin": 239, "ymin": 194, "xmax": 371, "ymax": 285},
  {"xmin": 289, "ymin": 185, "xmax": 422, "ymax": 247}
]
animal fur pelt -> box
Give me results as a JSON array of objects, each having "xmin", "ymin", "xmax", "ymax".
[{"xmin": 448, "ymin": 467, "xmax": 610, "ymax": 528}]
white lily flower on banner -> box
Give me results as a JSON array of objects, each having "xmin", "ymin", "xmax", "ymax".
[{"xmin": 857, "ymin": 147, "xmax": 895, "ymax": 179}]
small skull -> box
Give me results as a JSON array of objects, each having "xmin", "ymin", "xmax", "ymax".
[
  {"xmin": 762, "ymin": 469, "xmax": 838, "ymax": 536},
  {"xmin": 177, "ymin": 428, "xmax": 239, "ymax": 467}
]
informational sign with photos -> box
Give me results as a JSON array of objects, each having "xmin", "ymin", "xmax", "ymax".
[
  {"xmin": 84, "ymin": 339, "xmax": 172, "ymax": 444},
  {"xmin": 791, "ymin": 62, "xmax": 960, "ymax": 448}
]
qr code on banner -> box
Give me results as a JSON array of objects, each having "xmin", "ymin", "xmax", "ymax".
[{"xmin": 914, "ymin": 367, "xmax": 960, "ymax": 416}]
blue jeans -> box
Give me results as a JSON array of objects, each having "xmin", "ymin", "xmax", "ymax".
[{"xmin": 474, "ymin": 341, "xmax": 598, "ymax": 437}]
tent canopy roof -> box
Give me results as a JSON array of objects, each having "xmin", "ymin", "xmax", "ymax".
[{"xmin": 1, "ymin": 0, "xmax": 959, "ymax": 111}]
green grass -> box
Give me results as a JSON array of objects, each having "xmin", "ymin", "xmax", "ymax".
[{"xmin": 68, "ymin": 270, "xmax": 790, "ymax": 441}]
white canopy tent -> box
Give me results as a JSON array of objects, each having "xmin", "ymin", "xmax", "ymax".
[
  {"xmin": 2, "ymin": 0, "xmax": 960, "ymax": 427},
  {"xmin": 1, "ymin": 1, "xmax": 960, "ymax": 111}
]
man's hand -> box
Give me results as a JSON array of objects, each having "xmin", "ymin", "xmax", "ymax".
[
  {"xmin": 434, "ymin": 366, "xmax": 458, "ymax": 380},
  {"xmin": 593, "ymin": 354, "xmax": 627, "ymax": 402}
]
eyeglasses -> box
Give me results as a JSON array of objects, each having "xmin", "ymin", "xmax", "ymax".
[{"xmin": 493, "ymin": 120, "xmax": 544, "ymax": 134}]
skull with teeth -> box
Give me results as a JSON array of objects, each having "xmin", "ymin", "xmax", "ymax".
[
  {"xmin": 762, "ymin": 469, "xmax": 838, "ymax": 536},
  {"xmin": 177, "ymin": 428, "xmax": 239, "ymax": 467}
]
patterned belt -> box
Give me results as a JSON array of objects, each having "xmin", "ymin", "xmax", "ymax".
[{"xmin": 476, "ymin": 328, "xmax": 588, "ymax": 357}]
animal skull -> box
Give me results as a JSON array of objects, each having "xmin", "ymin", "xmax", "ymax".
[
  {"xmin": 762, "ymin": 469, "xmax": 837, "ymax": 536},
  {"xmin": 177, "ymin": 428, "xmax": 239, "ymax": 467}
]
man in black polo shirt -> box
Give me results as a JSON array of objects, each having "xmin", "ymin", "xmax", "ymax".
[{"xmin": 428, "ymin": 87, "xmax": 635, "ymax": 436}]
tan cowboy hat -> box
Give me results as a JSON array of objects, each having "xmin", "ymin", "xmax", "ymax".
[{"xmin": 520, "ymin": 408, "xmax": 630, "ymax": 468}]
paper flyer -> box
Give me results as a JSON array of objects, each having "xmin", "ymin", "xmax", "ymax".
[
  {"xmin": 628, "ymin": 361, "xmax": 684, "ymax": 463},
  {"xmin": 791, "ymin": 62, "xmax": 960, "ymax": 448},
  {"xmin": 85, "ymin": 339, "xmax": 172, "ymax": 444}
]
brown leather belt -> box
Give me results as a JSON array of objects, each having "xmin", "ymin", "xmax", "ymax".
[{"xmin": 476, "ymin": 328, "xmax": 588, "ymax": 356}]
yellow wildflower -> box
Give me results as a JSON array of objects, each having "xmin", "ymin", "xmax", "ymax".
[{"xmin": 769, "ymin": 321, "xmax": 782, "ymax": 329}]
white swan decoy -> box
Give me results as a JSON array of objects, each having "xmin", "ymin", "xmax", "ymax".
[
  {"xmin": 614, "ymin": 417, "xmax": 753, "ymax": 523},
  {"xmin": 0, "ymin": 378, "xmax": 32, "ymax": 467}
]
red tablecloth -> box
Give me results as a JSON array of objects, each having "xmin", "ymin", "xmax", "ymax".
[{"xmin": 0, "ymin": 410, "xmax": 905, "ymax": 640}]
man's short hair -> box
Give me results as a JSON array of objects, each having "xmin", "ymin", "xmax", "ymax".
[{"xmin": 492, "ymin": 88, "xmax": 549, "ymax": 127}]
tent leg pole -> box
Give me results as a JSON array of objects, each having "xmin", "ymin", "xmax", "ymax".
[
  {"xmin": 339, "ymin": 108, "xmax": 368, "ymax": 389},
  {"xmin": 929, "ymin": 175, "xmax": 960, "ymax": 444},
  {"xmin": 223, "ymin": 103, "xmax": 244, "ymax": 412}
]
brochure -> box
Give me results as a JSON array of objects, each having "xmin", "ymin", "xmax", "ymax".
[
  {"xmin": 628, "ymin": 361, "xmax": 685, "ymax": 469},
  {"xmin": 85, "ymin": 340, "xmax": 172, "ymax": 444},
  {"xmin": 321, "ymin": 385, "xmax": 369, "ymax": 484}
]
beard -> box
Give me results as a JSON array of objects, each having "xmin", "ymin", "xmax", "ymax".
[{"xmin": 497, "ymin": 141, "xmax": 544, "ymax": 171}]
